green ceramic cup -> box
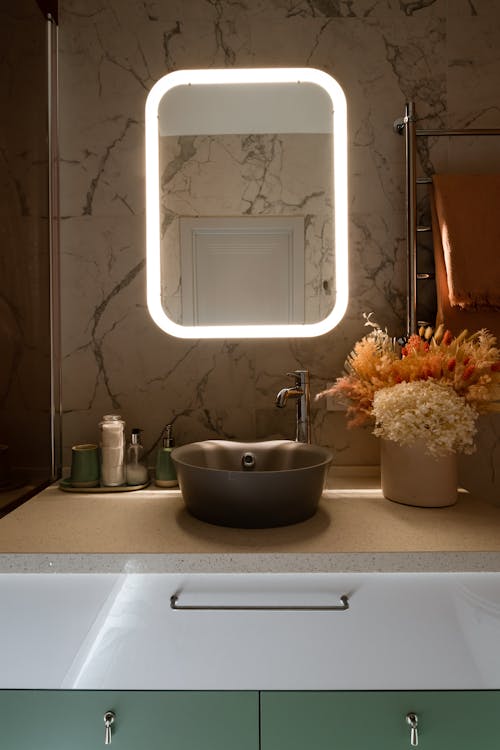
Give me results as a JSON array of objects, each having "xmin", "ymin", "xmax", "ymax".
[{"xmin": 71, "ymin": 443, "xmax": 100, "ymax": 487}]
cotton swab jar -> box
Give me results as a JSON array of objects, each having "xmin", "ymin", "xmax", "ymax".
[{"xmin": 99, "ymin": 414, "xmax": 126, "ymax": 486}]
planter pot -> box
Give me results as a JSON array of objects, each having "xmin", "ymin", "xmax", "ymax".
[{"xmin": 380, "ymin": 438, "xmax": 458, "ymax": 508}]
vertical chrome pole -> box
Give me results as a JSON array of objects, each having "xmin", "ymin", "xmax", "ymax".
[
  {"xmin": 47, "ymin": 13, "xmax": 62, "ymax": 480},
  {"xmin": 295, "ymin": 370, "xmax": 311, "ymax": 444},
  {"xmin": 404, "ymin": 102, "xmax": 417, "ymax": 337}
]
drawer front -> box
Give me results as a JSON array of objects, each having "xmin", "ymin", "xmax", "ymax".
[
  {"xmin": 261, "ymin": 691, "xmax": 500, "ymax": 750},
  {"xmin": 1, "ymin": 689, "xmax": 498, "ymax": 749},
  {"xmin": 1, "ymin": 572, "xmax": 500, "ymax": 689},
  {"xmin": 0, "ymin": 691, "xmax": 259, "ymax": 750}
]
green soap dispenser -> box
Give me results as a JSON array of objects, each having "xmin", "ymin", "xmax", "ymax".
[{"xmin": 155, "ymin": 424, "xmax": 178, "ymax": 487}]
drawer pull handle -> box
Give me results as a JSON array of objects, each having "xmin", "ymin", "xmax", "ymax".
[
  {"xmin": 170, "ymin": 593, "xmax": 349, "ymax": 611},
  {"xmin": 104, "ymin": 711, "xmax": 115, "ymax": 745},
  {"xmin": 406, "ymin": 712, "xmax": 418, "ymax": 747}
]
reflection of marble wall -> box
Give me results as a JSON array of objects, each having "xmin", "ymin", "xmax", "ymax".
[
  {"xmin": 60, "ymin": 0, "xmax": 500, "ymax": 501},
  {"xmin": 160, "ymin": 133, "xmax": 333, "ymax": 324},
  {"xmin": 0, "ymin": 1, "xmax": 52, "ymax": 472}
]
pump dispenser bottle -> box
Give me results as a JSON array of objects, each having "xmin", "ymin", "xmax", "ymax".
[
  {"xmin": 126, "ymin": 428, "xmax": 149, "ymax": 486},
  {"xmin": 155, "ymin": 424, "xmax": 178, "ymax": 487}
]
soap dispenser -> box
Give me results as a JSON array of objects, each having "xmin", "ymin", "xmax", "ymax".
[
  {"xmin": 155, "ymin": 424, "xmax": 178, "ymax": 487},
  {"xmin": 126, "ymin": 428, "xmax": 149, "ymax": 486}
]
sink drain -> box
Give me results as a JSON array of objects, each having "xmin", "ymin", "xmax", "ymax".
[{"xmin": 241, "ymin": 452, "xmax": 256, "ymax": 470}]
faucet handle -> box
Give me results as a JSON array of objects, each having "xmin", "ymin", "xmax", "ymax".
[{"xmin": 286, "ymin": 370, "xmax": 309, "ymax": 388}]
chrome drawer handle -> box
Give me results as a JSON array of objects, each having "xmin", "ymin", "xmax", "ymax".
[
  {"xmin": 170, "ymin": 593, "xmax": 349, "ymax": 611},
  {"xmin": 104, "ymin": 711, "xmax": 115, "ymax": 745},
  {"xmin": 406, "ymin": 712, "xmax": 418, "ymax": 747}
]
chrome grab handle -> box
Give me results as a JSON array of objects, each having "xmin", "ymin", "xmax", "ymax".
[
  {"xmin": 104, "ymin": 711, "xmax": 115, "ymax": 745},
  {"xmin": 170, "ymin": 593, "xmax": 349, "ymax": 612},
  {"xmin": 406, "ymin": 712, "xmax": 418, "ymax": 747}
]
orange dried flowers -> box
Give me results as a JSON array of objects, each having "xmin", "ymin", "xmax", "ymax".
[{"xmin": 317, "ymin": 314, "xmax": 500, "ymax": 428}]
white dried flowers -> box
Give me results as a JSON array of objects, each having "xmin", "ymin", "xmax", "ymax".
[{"xmin": 372, "ymin": 380, "xmax": 478, "ymax": 458}]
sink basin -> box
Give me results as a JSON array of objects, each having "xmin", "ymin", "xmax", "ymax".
[{"xmin": 171, "ymin": 439, "xmax": 332, "ymax": 528}]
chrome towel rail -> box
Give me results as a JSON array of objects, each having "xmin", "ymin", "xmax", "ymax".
[
  {"xmin": 394, "ymin": 103, "xmax": 500, "ymax": 337},
  {"xmin": 170, "ymin": 593, "xmax": 350, "ymax": 612},
  {"xmin": 417, "ymin": 127, "xmax": 500, "ymax": 137}
]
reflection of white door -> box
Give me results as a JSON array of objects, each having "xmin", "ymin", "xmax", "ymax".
[{"xmin": 180, "ymin": 217, "xmax": 305, "ymax": 325}]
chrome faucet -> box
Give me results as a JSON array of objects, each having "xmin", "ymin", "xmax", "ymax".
[{"xmin": 275, "ymin": 369, "xmax": 311, "ymax": 443}]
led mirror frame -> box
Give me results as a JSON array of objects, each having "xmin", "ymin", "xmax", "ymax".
[{"xmin": 145, "ymin": 67, "xmax": 348, "ymax": 339}]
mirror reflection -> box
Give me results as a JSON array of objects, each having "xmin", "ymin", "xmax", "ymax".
[{"xmin": 145, "ymin": 69, "xmax": 348, "ymax": 339}]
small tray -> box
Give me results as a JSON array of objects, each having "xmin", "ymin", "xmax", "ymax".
[{"xmin": 59, "ymin": 478, "xmax": 150, "ymax": 493}]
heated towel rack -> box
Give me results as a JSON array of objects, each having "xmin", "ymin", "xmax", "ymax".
[{"xmin": 394, "ymin": 102, "xmax": 500, "ymax": 337}]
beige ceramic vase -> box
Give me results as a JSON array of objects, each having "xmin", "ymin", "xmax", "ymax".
[{"xmin": 380, "ymin": 438, "xmax": 458, "ymax": 508}]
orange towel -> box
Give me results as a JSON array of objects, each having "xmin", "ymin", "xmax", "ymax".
[
  {"xmin": 432, "ymin": 174, "xmax": 500, "ymax": 309},
  {"xmin": 430, "ymin": 185, "xmax": 500, "ymax": 339}
]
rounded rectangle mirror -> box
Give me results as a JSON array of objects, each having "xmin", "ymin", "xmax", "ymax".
[{"xmin": 145, "ymin": 67, "xmax": 348, "ymax": 339}]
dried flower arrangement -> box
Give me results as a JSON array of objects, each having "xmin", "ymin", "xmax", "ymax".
[{"xmin": 318, "ymin": 314, "xmax": 500, "ymax": 457}]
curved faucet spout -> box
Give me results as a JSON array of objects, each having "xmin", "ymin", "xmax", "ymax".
[{"xmin": 275, "ymin": 386, "xmax": 303, "ymax": 408}]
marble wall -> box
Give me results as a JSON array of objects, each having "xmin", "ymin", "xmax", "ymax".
[{"xmin": 59, "ymin": 0, "xmax": 500, "ymax": 498}]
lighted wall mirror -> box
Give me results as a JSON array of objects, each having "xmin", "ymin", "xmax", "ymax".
[{"xmin": 145, "ymin": 67, "xmax": 348, "ymax": 339}]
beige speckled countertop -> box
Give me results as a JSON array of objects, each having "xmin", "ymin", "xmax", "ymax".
[{"xmin": 0, "ymin": 477, "xmax": 499, "ymax": 573}]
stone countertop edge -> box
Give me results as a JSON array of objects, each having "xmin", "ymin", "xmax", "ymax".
[{"xmin": 1, "ymin": 552, "xmax": 500, "ymax": 574}]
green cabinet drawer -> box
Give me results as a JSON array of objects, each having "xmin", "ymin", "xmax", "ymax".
[
  {"xmin": 261, "ymin": 691, "xmax": 500, "ymax": 750},
  {"xmin": 0, "ymin": 690, "xmax": 259, "ymax": 750},
  {"xmin": 3, "ymin": 689, "xmax": 499, "ymax": 749}
]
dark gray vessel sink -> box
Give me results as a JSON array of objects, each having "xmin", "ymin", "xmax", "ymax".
[{"xmin": 171, "ymin": 439, "xmax": 332, "ymax": 528}]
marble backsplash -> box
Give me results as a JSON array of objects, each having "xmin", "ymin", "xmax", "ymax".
[{"xmin": 59, "ymin": 0, "xmax": 500, "ymax": 500}]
